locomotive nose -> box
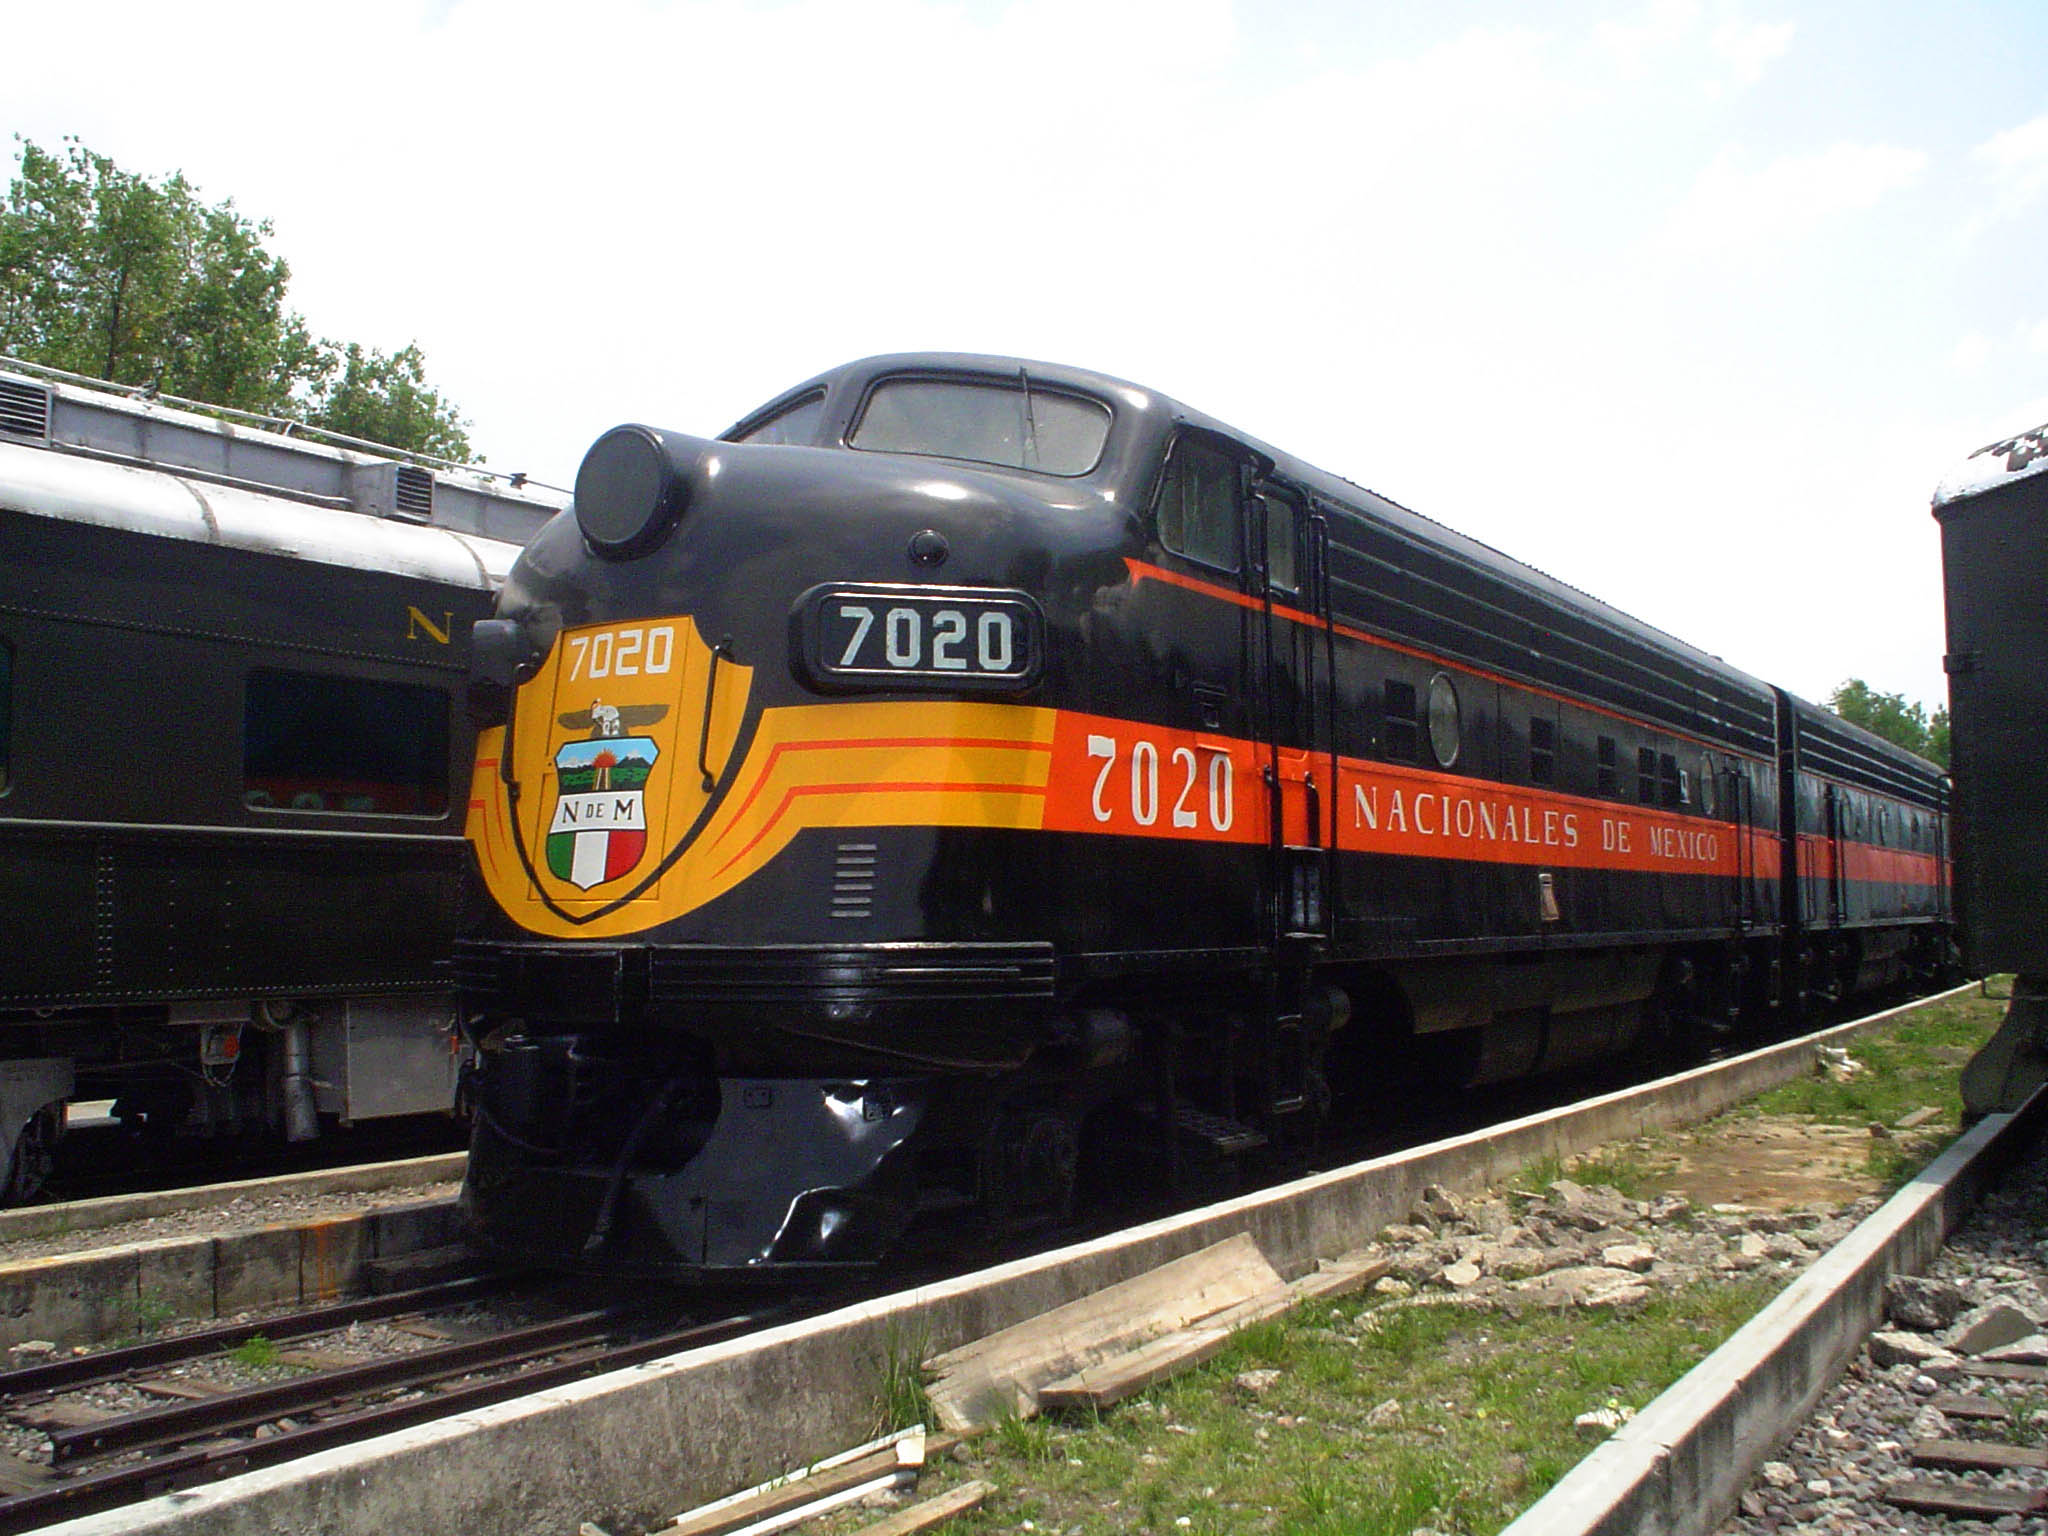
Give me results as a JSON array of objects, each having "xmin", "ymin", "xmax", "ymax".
[{"xmin": 573, "ymin": 424, "xmax": 712, "ymax": 559}]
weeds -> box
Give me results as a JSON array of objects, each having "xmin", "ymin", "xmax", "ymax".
[
  {"xmin": 228, "ymin": 1333, "xmax": 278, "ymax": 1370},
  {"xmin": 870, "ymin": 1316, "xmax": 932, "ymax": 1435}
]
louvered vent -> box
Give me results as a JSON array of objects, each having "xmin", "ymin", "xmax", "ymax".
[
  {"xmin": 393, "ymin": 464, "xmax": 434, "ymax": 521},
  {"xmin": 0, "ymin": 379, "xmax": 52, "ymax": 442},
  {"xmin": 831, "ymin": 842, "xmax": 878, "ymax": 920}
]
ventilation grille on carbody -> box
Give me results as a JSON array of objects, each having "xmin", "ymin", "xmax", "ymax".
[
  {"xmin": 0, "ymin": 379, "xmax": 52, "ymax": 441},
  {"xmin": 394, "ymin": 464, "xmax": 435, "ymax": 520},
  {"xmin": 831, "ymin": 842, "xmax": 877, "ymax": 920}
]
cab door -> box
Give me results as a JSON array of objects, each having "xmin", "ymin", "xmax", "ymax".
[{"xmin": 1249, "ymin": 481, "xmax": 1333, "ymax": 947}]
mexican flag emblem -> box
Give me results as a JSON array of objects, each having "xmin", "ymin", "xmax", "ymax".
[{"xmin": 547, "ymin": 735, "xmax": 660, "ymax": 890}]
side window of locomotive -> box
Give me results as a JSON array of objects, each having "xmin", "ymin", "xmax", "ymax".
[
  {"xmin": 731, "ymin": 390, "xmax": 825, "ymax": 446},
  {"xmin": 243, "ymin": 669, "xmax": 450, "ymax": 817},
  {"xmin": 1659, "ymin": 752, "xmax": 1682, "ymax": 808},
  {"xmin": 1637, "ymin": 747, "xmax": 1658, "ymax": 805},
  {"xmin": 1383, "ymin": 679, "xmax": 1419, "ymax": 762},
  {"xmin": 1258, "ymin": 492, "xmax": 1298, "ymax": 593},
  {"xmin": 1597, "ymin": 735, "xmax": 1619, "ymax": 797},
  {"xmin": 1528, "ymin": 715, "xmax": 1556, "ymax": 785},
  {"xmin": 849, "ymin": 377, "xmax": 1110, "ymax": 475},
  {"xmin": 1156, "ymin": 438, "xmax": 1243, "ymax": 572}
]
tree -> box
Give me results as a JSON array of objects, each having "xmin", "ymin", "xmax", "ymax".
[
  {"xmin": 0, "ymin": 138, "xmax": 470, "ymax": 460},
  {"xmin": 1826, "ymin": 679, "xmax": 1950, "ymax": 769},
  {"xmin": 308, "ymin": 342, "xmax": 473, "ymax": 463}
]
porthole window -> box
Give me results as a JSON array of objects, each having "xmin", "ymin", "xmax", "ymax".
[
  {"xmin": 1427, "ymin": 672, "xmax": 1461, "ymax": 768},
  {"xmin": 1698, "ymin": 756, "xmax": 1717, "ymax": 817}
]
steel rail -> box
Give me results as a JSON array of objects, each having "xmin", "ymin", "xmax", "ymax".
[
  {"xmin": 0, "ymin": 1272, "xmax": 512, "ymax": 1399},
  {"xmin": 0, "ymin": 1309, "xmax": 781, "ymax": 1535},
  {"xmin": 48, "ymin": 1305, "xmax": 631, "ymax": 1465}
]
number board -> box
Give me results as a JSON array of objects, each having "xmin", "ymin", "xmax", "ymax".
[{"xmin": 800, "ymin": 584, "xmax": 1043, "ymax": 691}]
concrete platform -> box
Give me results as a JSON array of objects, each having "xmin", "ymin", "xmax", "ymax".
[
  {"xmin": 0, "ymin": 1152, "xmax": 465, "ymax": 1247},
  {"xmin": 47, "ymin": 986, "xmax": 1975, "ymax": 1536},
  {"xmin": 0, "ymin": 1192, "xmax": 463, "ymax": 1351}
]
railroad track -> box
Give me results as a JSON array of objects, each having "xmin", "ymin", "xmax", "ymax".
[
  {"xmin": 0, "ymin": 988, "xmax": 1972, "ymax": 1534},
  {"xmin": 0, "ymin": 1276, "xmax": 781, "ymax": 1532}
]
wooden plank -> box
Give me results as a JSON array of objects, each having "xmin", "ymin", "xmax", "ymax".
[
  {"xmin": 1200, "ymin": 1254, "xmax": 1391, "ymax": 1332},
  {"xmin": 662, "ymin": 1450, "xmax": 900, "ymax": 1536},
  {"xmin": 1963, "ymin": 1360, "xmax": 2048, "ymax": 1384},
  {"xmin": 1885, "ymin": 1479, "xmax": 2048, "ymax": 1517},
  {"xmin": 1894, "ymin": 1106, "xmax": 1942, "ymax": 1129},
  {"xmin": 1036, "ymin": 1252, "xmax": 1389, "ymax": 1413},
  {"xmin": 15, "ymin": 1401, "xmax": 116, "ymax": 1432},
  {"xmin": 923, "ymin": 1233, "xmax": 1281, "ymax": 1432},
  {"xmin": 134, "ymin": 1376, "xmax": 231, "ymax": 1401},
  {"xmin": 0, "ymin": 1454, "xmax": 54, "ymax": 1495},
  {"xmin": 659, "ymin": 1448, "xmax": 902, "ymax": 1536},
  {"xmin": 1930, "ymin": 1392, "xmax": 2013, "ymax": 1421},
  {"xmin": 1038, "ymin": 1323, "xmax": 1235, "ymax": 1411},
  {"xmin": 1911, "ymin": 1437, "xmax": 2048, "ymax": 1473},
  {"xmin": 848, "ymin": 1480, "xmax": 993, "ymax": 1536}
]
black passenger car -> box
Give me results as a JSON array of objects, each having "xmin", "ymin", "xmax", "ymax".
[
  {"xmin": 1937, "ymin": 421, "xmax": 2048, "ymax": 1113},
  {"xmin": 0, "ymin": 361, "xmax": 563, "ymax": 1195}
]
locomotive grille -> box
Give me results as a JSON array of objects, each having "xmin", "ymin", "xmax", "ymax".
[
  {"xmin": 394, "ymin": 464, "xmax": 435, "ymax": 521},
  {"xmin": 0, "ymin": 378, "xmax": 52, "ymax": 442},
  {"xmin": 831, "ymin": 842, "xmax": 877, "ymax": 920}
]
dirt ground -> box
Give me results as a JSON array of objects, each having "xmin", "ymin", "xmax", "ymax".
[{"xmin": 1656, "ymin": 1113, "xmax": 1907, "ymax": 1211}]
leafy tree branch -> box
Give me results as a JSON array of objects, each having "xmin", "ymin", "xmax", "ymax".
[{"xmin": 0, "ymin": 137, "xmax": 471, "ymax": 461}]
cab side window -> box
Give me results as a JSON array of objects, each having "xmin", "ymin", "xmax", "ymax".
[{"xmin": 1156, "ymin": 437, "xmax": 1242, "ymax": 572}]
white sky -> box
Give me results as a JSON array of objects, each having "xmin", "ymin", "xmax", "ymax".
[{"xmin": 10, "ymin": 0, "xmax": 2047, "ymax": 714}]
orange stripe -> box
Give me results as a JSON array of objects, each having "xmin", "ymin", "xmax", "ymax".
[
  {"xmin": 710, "ymin": 735, "xmax": 1052, "ymax": 852},
  {"xmin": 713, "ymin": 778, "xmax": 1049, "ymax": 876},
  {"xmin": 1124, "ymin": 558, "xmax": 1772, "ymax": 765}
]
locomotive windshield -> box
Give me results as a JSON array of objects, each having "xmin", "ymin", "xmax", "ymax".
[{"xmin": 848, "ymin": 376, "xmax": 1110, "ymax": 476}]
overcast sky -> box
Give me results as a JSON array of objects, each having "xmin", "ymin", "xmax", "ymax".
[{"xmin": 11, "ymin": 0, "xmax": 2046, "ymax": 713}]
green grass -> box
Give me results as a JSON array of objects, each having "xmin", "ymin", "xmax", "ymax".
[
  {"xmin": 871, "ymin": 1317, "xmax": 934, "ymax": 1436},
  {"xmin": 805, "ymin": 986, "xmax": 2004, "ymax": 1534},
  {"xmin": 228, "ymin": 1333, "xmax": 278, "ymax": 1370},
  {"xmin": 1747, "ymin": 986, "xmax": 1996, "ymax": 1131}
]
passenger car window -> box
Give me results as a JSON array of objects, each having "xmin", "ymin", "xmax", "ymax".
[
  {"xmin": 244, "ymin": 669, "xmax": 449, "ymax": 816},
  {"xmin": 1157, "ymin": 438, "xmax": 1242, "ymax": 572},
  {"xmin": 732, "ymin": 391, "xmax": 825, "ymax": 446},
  {"xmin": 849, "ymin": 377, "xmax": 1110, "ymax": 475}
]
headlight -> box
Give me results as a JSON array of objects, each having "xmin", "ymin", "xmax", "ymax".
[{"xmin": 573, "ymin": 424, "xmax": 701, "ymax": 559}]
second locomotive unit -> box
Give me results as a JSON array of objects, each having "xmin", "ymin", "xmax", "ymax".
[{"xmin": 459, "ymin": 354, "xmax": 1952, "ymax": 1278}]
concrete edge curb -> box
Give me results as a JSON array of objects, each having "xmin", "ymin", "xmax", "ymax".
[
  {"xmin": 50, "ymin": 986, "xmax": 1982, "ymax": 1536},
  {"xmin": 1500, "ymin": 1082, "xmax": 2045, "ymax": 1536},
  {"xmin": 0, "ymin": 1151, "xmax": 466, "ymax": 1245}
]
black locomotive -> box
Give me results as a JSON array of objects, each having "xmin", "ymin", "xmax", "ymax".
[
  {"xmin": 458, "ymin": 353, "xmax": 1954, "ymax": 1279},
  {"xmin": 1938, "ymin": 420, "xmax": 2048, "ymax": 1115},
  {"xmin": 0, "ymin": 359, "xmax": 563, "ymax": 1198}
]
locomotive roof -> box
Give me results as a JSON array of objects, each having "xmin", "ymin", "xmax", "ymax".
[
  {"xmin": 1933, "ymin": 420, "xmax": 2048, "ymax": 508},
  {"xmin": 0, "ymin": 360, "xmax": 566, "ymax": 587},
  {"xmin": 744, "ymin": 352, "xmax": 1783, "ymax": 712}
]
